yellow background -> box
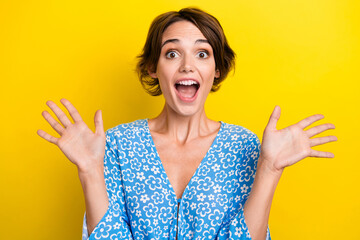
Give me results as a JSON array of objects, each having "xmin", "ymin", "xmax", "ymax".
[{"xmin": 1, "ymin": 0, "xmax": 359, "ymax": 239}]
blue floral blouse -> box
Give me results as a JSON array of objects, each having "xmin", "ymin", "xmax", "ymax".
[{"xmin": 82, "ymin": 119, "xmax": 271, "ymax": 240}]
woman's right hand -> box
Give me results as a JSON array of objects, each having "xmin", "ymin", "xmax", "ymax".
[{"xmin": 37, "ymin": 98, "xmax": 106, "ymax": 174}]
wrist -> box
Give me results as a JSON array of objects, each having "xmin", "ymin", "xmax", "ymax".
[
  {"xmin": 78, "ymin": 166, "xmax": 104, "ymax": 184},
  {"xmin": 257, "ymin": 156, "xmax": 283, "ymax": 179}
]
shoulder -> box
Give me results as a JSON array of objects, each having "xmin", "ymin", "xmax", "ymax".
[
  {"xmin": 105, "ymin": 119, "xmax": 148, "ymax": 138},
  {"xmin": 221, "ymin": 122, "xmax": 261, "ymax": 166},
  {"xmin": 221, "ymin": 121, "xmax": 260, "ymax": 144}
]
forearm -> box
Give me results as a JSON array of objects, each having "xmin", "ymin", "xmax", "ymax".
[
  {"xmin": 243, "ymin": 156, "xmax": 282, "ymax": 240},
  {"xmin": 78, "ymin": 167, "xmax": 109, "ymax": 236}
]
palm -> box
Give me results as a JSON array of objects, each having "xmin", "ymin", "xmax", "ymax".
[
  {"xmin": 57, "ymin": 122, "xmax": 105, "ymax": 169},
  {"xmin": 260, "ymin": 106, "xmax": 337, "ymax": 172},
  {"xmin": 37, "ymin": 99, "xmax": 105, "ymax": 173}
]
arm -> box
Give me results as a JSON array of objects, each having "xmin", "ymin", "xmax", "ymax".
[
  {"xmin": 82, "ymin": 130, "xmax": 134, "ymax": 240},
  {"xmin": 243, "ymin": 106, "xmax": 337, "ymax": 240},
  {"xmin": 37, "ymin": 99, "xmax": 109, "ymax": 234},
  {"xmin": 79, "ymin": 168, "xmax": 109, "ymax": 235},
  {"xmin": 217, "ymin": 134, "xmax": 271, "ymax": 240}
]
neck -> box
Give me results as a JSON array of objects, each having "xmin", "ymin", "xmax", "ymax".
[{"xmin": 148, "ymin": 104, "xmax": 218, "ymax": 144}]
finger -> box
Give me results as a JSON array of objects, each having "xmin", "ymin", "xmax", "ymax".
[
  {"xmin": 94, "ymin": 110, "xmax": 105, "ymax": 136},
  {"xmin": 310, "ymin": 135, "xmax": 338, "ymax": 147},
  {"xmin": 37, "ymin": 129, "xmax": 59, "ymax": 144},
  {"xmin": 42, "ymin": 110, "xmax": 65, "ymax": 135},
  {"xmin": 296, "ymin": 114, "xmax": 324, "ymax": 130},
  {"xmin": 266, "ymin": 105, "xmax": 281, "ymax": 130},
  {"xmin": 305, "ymin": 123, "xmax": 335, "ymax": 138},
  {"xmin": 46, "ymin": 100, "xmax": 72, "ymax": 127},
  {"xmin": 309, "ymin": 149, "xmax": 335, "ymax": 158},
  {"xmin": 60, "ymin": 98, "xmax": 84, "ymax": 123}
]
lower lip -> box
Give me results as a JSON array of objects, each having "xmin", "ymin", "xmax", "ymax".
[{"xmin": 174, "ymin": 86, "xmax": 199, "ymax": 103}]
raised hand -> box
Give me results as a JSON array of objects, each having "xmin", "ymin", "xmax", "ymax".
[
  {"xmin": 260, "ymin": 105, "xmax": 337, "ymax": 173},
  {"xmin": 37, "ymin": 98, "xmax": 106, "ymax": 174}
]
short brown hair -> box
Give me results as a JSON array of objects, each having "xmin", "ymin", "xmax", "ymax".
[{"xmin": 136, "ymin": 7, "xmax": 236, "ymax": 96}]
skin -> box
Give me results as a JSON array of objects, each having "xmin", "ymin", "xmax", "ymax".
[
  {"xmin": 37, "ymin": 20, "xmax": 337, "ymax": 238},
  {"xmin": 147, "ymin": 21, "xmax": 222, "ymax": 199}
]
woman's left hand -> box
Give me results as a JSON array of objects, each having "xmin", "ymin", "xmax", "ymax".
[{"xmin": 259, "ymin": 105, "xmax": 337, "ymax": 174}]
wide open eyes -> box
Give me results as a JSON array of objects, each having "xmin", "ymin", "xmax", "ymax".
[
  {"xmin": 165, "ymin": 50, "xmax": 210, "ymax": 59},
  {"xmin": 165, "ymin": 50, "xmax": 179, "ymax": 59},
  {"xmin": 196, "ymin": 51, "xmax": 209, "ymax": 59}
]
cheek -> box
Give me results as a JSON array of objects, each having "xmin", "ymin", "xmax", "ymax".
[
  {"xmin": 198, "ymin": 63, "xmax": 217, "ymax": 79},
  {"xmin": 157, "ymin": 60, "xmax": 177, "ymax": 77}
]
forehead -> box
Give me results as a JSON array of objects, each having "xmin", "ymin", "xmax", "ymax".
[{"xmin": 162, "ymin": 20, "xmax": 207, "ymax": 43}]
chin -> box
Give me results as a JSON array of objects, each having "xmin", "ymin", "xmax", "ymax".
[{"xmin": 172, "ymin": 104, "xmax": 204, "ymax": 118}]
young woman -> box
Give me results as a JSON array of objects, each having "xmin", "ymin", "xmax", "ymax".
[{"xmin": 37, "ymin": 8, "xmax": 337, "ymax": 240}]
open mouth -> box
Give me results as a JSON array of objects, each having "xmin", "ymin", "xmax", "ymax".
[{"xmin": 174, "ymin": 79, "xmax": 200, "ymax": 100}]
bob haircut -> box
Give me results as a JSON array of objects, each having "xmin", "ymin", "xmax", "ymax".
[{"xmin": 136, "ymin": 7, "xmax": 236, "ymax": 96}]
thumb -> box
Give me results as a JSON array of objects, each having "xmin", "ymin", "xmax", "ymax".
[
  {"xmin": 266, "ymin": 105, "xmax": 281, "ymax": 131},
  {"xmin": 94, "ymin": 109, "xmax": 105, "ymax": 136}
]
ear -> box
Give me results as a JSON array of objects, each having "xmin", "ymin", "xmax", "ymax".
[
  {"xmin": 147, "ymin": 66, "xmax": 157, "ymax": 79},
  {"xmin": 215, "ymin": 69, "xmax": 220, "ymax": 79}
]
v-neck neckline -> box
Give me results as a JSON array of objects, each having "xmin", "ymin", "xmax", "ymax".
[{"xmin": 144, "ymin": 118, "xmax": 224, "ymax": 202}]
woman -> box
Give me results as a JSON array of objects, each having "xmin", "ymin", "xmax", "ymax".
[{"xmin": 37, "ymin": 8, "xmax": 337, "ymax": 240}]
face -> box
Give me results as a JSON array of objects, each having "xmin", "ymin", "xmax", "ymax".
[{"xmin": 149, "ymin": 20, "xmax": 220, "ymax": 117}]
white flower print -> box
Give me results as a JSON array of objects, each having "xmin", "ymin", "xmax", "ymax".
[
  {"xmin": 151, "ymin": 192, "xmax": 164, "ymax": 204},
  {"xmin": 197, "ymin": 177, "xmax": 214, "ymax": 191},
  {"xmin": 130, "ymin": 158, "xmax": 142, "ymax": 171},
  {"xmin": 192, "ymin": 217, "xmax": 204, "ymax": 232},
  {"xmin": 220, "ymin": 153, "xmax": 236, "ymax": 168},
  {"xmin": 239, "ymin": 166, "xmax": 254, "ymax": 182},
  {"xmin": 235, "ymin": 227, "xmax": 242, "ymax": 237},
  {"xmin": 196, "ymin": 192, "xmax": 206, "ymax": 202},
  {"xmin": 110, "ymin": 232, "xmax": 122, "ymax": 240},
  {"xmin": 216, "ymin": 194, "xmax": 228, "ymax": 206},
  {"xmin": 240, "ymin": 184, "xmax": 249, "ymax": 193},
  {"xmin": 151, "ymin": 166, "xmax": 160, "ymax": 174},
  {"xmin": 94, "ymin": 222, "xmax": 111, "ymax": 239},
  {"xmin": 196, "ymin": 202, "xmax": 211, "ymax": 217},
  {"xmin": 159, "ymin": 207, "xmax": 172, "ymax": 224},
  {"xmin": 133, "ymin": 142, "xmax": 147, "ymax": 157},
  {"xmin": 215, "ymin": 170, "xmax": 227, "ymax": 182},
  {"xmin": 213, "ymin": 184, "xmax": 222, "ymax": 193},
  {"xmin": 133, "ymin": 182, "xmax": 145, "ymax": 194},
  {"xmin": 231, "ymin": 217, "xmax": 238, "ymax": 226},
  {"xmin": 208, "ymin": 194, "xmax": 215, "ymax": 201},
  {"xmin": 140, "ymin": 194, "xmax": 149, "ymax": 203},
  {"xmin": 122, "ymin": 169, "xmax": 135, "ymax": 182},
  {"xmin": 82, "ymin": 120, "xmax": 271, "ymax": 240},
  {"xmin": 190, "ymin": 202, "xmax": 197, "ymax": 210},
  {"xmin": 145, "ymin": 175, "xmax": 162, "ymax": 190},
  {"xmin": 136, "ymin": 172, "xmax": 145, "ymax": 181},
  {"xmin": 229, "ymin": 141, "xmax": 242, "ymax": 154},
  {"xmin": 138, "ymin": 219, "xmax": 153, "ymax": 236},
  {"xmin": 105, "ymin": 177, "xmax": 117, "ymax": 193},
  {"xmin": 231, "ymin": 134, "xmax": 239, "ymax": 141},
  {"xmin": 143, "ymin": 203, "xmax": 158, "ymax": 218},
  {"xmin": 126, "ymin": 196, "xmax": 139, "ymax": 214},
  {"xmin": 211, "ymin": 164, "xmax": 220, "ymax": 172},
  {"xmin": 120, "ymin": 138, "xmax": 132, "ymax": 151},
  {"xmin": 198, "ymin": 165, "xmax": 210, "ymax": 176},
  {"xmin": 208, "ymin": 209, "xmax": 224, "ymax": 227}
]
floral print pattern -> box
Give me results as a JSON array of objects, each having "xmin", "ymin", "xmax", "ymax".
[{"xmin": 82, "ymin": 119, "xmax": 271, "ymax": 240}]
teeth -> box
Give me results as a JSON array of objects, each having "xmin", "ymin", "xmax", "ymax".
[{"xmin": 177, "ymin": 80, "xmax": 198, "ymax": 86}]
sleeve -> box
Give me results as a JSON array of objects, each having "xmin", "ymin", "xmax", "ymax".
[
  {"xmin": 82, "ymin": 130, "xmax": 134, "ymax": 240},
  {"xmin": 217, "ymin": 132, "xmax": 271, "ymax": 240},
  {"xmin": 217, "ymin": 207, "xmax": 271, "ymax": 239}
]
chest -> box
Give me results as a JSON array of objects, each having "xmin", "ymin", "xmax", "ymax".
[{"xmin": 152, "ymin": 135, "xmax": 216, "ymax": 199}]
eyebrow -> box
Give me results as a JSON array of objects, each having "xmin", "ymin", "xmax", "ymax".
[{"xmin": 161, "ymin": 38, "xmax": 209, "ymax": 48}]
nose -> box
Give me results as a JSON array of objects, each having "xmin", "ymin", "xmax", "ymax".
[{"xmin": 179, "ymin": 54, "xmax": 194, "ymax": 73}]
